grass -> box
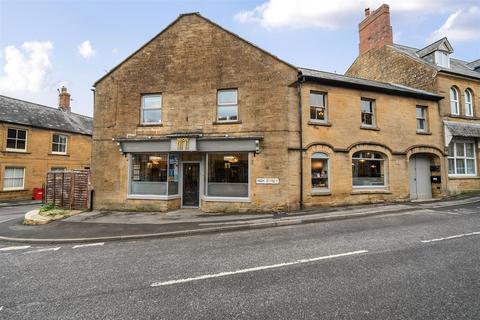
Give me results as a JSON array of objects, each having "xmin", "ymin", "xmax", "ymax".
[{"xmin": 39, "ymin": 204, "xmax": 71, "ymax": 217}]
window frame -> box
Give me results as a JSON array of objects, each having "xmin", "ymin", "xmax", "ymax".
[
  {"xmin": 435, "ymin": 51, "xmax": 450, "ymax": 68},
  {"xmin": 311, "ymin": 152, "xmax": 330, "ymax": 193},
  {"xmin": 448, "ymin": 140, "xmax": 477, "ymax": 177},
  {"xmin": 450, "ymin": 87, "xmax": 459, "ymax": 115},
  {"xmin": 309, "ymin": 91, "xmax": 328, "ymax": 123},
  {"xmin": 360, "ymin": 98, "xmax": 376, "ymax": 128},
  {"xmin": 51, "ymin": 133, "xmax": 68, "ymax": 155},
  {"xmin": 3, "ymin": 167, "xmax": 25, "ymax": 191},
  {"xmin": 464, "ymin": 89, "xmax": 474, "ymax": 117},
  {"xmin": 352, "ymin": 151, "xmax": 387, "ymax": 189},
  {"xmin": 141, "ymin": 94, "xmax": 163, "ymax": 125},
  {"xmin": 216, "ymin": 89, "xmax": 239, "ymax": 123},
  {"xmin": 416, "ymin": 106, "xmax": 428, "ymax": 132},
  {"xmin": 6, "ymin": 128, "xmax": 27, "ymax": 152}
]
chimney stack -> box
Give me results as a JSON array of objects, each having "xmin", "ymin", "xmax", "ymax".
[
  {"xmin": 58, "ymin": 86, "xmax": 71, "ymax": 112},
  {"xmin": 358, "ymin": 4, "xmax": 393, "ymax": 55}
]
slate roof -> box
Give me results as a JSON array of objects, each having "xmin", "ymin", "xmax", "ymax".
[
  {"xmin": 416, "ymin": 37, "xmax": 453, "ymax": 57},
  {"xmin": 444, "ymin": 121, "xmax": 480, "ymax": 138},
  {"xmin": 392, "ymin": 43, "xmax": 480, "ymax": 80},
  {"xmin": 0, "ymin": 95, "xmax": 93, "ymax": 135},
  {"xmin": 298, "ymin": 68, "xmax": 443, "ymax": 101}
]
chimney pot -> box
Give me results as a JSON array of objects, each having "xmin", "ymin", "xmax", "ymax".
[
  {"xmin": 365, "ymin": 8, "xmax": 370, "ymax": 17},
  {"xmin": 58, "ymin": 86, "xmax": 71, "ymax": 112},
  {"xmin": 358, "ymin": 4, "xmax": 393, "ymax": 55}
]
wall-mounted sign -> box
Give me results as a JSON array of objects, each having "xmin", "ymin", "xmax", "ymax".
[
  {"xmin": 170, "ymin": 137, "xmax": 197, "ymax": 151},
  {"xmin": 256, "ymin": 178, "xmax": 280, "ymax": 185}
]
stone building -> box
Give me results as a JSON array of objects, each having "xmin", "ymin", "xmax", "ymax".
[
  {"xmin": 92, "ymin": 13, "xmax": 444, "ymax": 213},
  {"xmin": 0, "ymin": 88, "xmax": 92, "ymax": 201},
  {"xmin": 347, "ymin": 4, "xmax": 480, "ymax": 195}
]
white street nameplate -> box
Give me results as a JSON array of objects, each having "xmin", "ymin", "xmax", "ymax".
[{"xmin": 256, "ymin": 178, "xmax": 280, "ymax": 185}]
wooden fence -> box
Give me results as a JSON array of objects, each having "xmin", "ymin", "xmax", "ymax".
[{"xmin": 45, "ymin": 170, "xmax": 92, "ymax": 210}]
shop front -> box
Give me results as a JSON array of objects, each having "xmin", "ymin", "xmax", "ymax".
[{"xmin": 117, "ymin": 135, "xmax": 260, "ymax": 210}]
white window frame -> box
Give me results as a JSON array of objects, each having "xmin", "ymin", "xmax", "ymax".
[
  {"xmin": 352, "ymin": 151, "xmax": 387, "ymax": 189},
  {"xmin": 309, "ymin": 92, "xmax": 328, "ymax": 123},
  {"xmin": 416, "ymin": 106, "xmax": 428, "ymax": 132},
  {"xmin": 311, "ymin": 152, "xmax": 330, "ymax": 193},
  {"xmin": 361, "ymin": 99, "xmax": 376, "ymax": 127},
  {"xmin": 141, "ymin": 94, "xmax": 162, "ymax": 125},
  {"xmin": 3, "ymin": 167, "xmax": 25, "ymax": 191},
  {"xmin": 448, "ymin": 140, "xmax": 477, "ymax": 177},
  {"xmin": 216, "ymin": 89, "xmax": 238, "ymax": 123},
  {"xmin": 435, "ymin": 51, "xmax": 450, "ymax": 68},
  {"xmin": 6, "ymin": 128, "xmax": 27, "ymax": 152},
  {"xmin": 464, "ymin": 89, "xmax": 474, "ymax": 117},
  {"xmin": 51, "ymin": 134, "xmax": 68, "ymax": 155},
  {"xmin": 450, "ymin": 87, "xmax": 459, "ymax": 115}
]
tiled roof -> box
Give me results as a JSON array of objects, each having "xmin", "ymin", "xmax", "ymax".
[
  {"xmin": 0, "ymin": 95, "xmax": 92, "ymax": 135},
  {"xmin": 392, "ymin": 43, "xmax": 480, "ymax": 80},
  {"xmin": 298, "ymin": 68, "xmax": 443, "ymax": 100}
]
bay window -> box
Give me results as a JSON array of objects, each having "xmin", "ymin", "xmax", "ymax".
[
  {"xmin": 207, "ymin": 153, "xmax": 249, "ymax": 198},
  {"xmin": 448, "ymin": 141, "xmax": 476, "ymax": 176},
  {"xmin": 352, "ymin": 151, "xmax": 386, "ymax": 187}
]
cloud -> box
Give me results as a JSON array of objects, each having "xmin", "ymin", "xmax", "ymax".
[
  {"xmin": 78, "ymin": 40, "xmax": 95, "ymax": 59},
  {"xmin": 235, "ymin": 0, "xmax": 478, "ymax": 30},
  {"xmin": 431, "ymin": 7, "xmax": 480, "ymax": 42},
  {"xmin": 0, "ymin": 41, "xmax": 53, "ymax": 93}
]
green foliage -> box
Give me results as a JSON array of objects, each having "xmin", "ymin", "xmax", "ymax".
[{"xmin": 40, "ymin": 203, "xmax": 56, "ymax": 212}]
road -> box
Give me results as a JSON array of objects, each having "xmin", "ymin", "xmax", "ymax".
[
  {"xmin": 1, "ymin": 202, "xmax": 479, "ymax": 319},
  {"xmin": 0, "ymin": 204, "xmax": 38, "ymax": 223}
]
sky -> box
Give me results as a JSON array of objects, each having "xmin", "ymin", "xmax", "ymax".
[{"xmin": 0, "ymin": 0, "xmax": 479, "ymax": 117}]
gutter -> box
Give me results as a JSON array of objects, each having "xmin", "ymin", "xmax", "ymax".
[{"xmin": 297, "ymin": 75, "xmax": 305, "ymax": 210}]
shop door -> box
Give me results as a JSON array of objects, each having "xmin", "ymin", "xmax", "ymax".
[
  {"xmin": 182, "ymin": 163, "xmax": 200, "ymax": 207},
  {"xmin": 409, "ymin": 155, "xmax": 432, "ymax": 200}
]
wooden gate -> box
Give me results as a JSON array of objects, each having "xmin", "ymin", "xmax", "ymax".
[{"xmin": 45, "ymin": 170, "xmax": 92, "ymax": 210}]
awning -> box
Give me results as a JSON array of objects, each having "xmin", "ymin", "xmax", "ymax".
[
  {"xmin": 116, "ymin": 135, "xmax": 262, "ymax": 154},
  {"xmin": 444, "ymin": 121, "xmax": 480, "ymax": 146}
]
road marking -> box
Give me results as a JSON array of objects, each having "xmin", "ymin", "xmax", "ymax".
[
  {"xmin": 151, "ymin": 250, "xmax": 368, "ymax": 287},
  {"xmin": 0, "ymin": 306, "xmax": 3, "ymax": 311},
  {"xmin": 0, "ymin": 245, "xmax": 31, "ymax": 252},
  {"xmin": 25, "ymin": 247, "xmax": 61, "ymax": 254},
  {"xmin": 72, "ymin": 242, "xmax": 104, "ymax": 249},
  {"xmin": 0, "ymin": 217, "xmax": 17, "ymax": 224},
  {"xmin": 421, "ymin": 231, "xmax": 480, "ymax": 243}
]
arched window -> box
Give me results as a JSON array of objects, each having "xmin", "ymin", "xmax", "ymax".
[
  {"xmin": 465, "ymin": 89, "xmax": 474, "ymax": 117},
  {"xmin": 352, "ymin": 151, "xmax": 386, "ymax": 187},
  {"xmin": 450, "ymin": 87, "xmax": 459, "ymax": 115},
  {"xmin": 311, "ymin": 153, "xmax": 329, "ymax": 191}
]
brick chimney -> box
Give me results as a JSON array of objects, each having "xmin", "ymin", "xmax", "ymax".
[
  {"xmin": 359, "ymin": 4, "xmax": 393, "ymax": 55},
  {"xmin": 58, "ymin": 86, "xmax": 71, "ymax": 112}
]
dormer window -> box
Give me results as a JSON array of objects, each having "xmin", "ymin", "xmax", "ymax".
[{"xmin": 435, "ymin": 51, "xmax": 450, "ymax": 68}]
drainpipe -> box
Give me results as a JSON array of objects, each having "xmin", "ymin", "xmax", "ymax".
[{"xmin": 297, "ymin": 75, "xmax": 305, "ymax": 210}]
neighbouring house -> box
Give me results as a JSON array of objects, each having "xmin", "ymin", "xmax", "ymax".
[
  {"xmin": 347, "ymin": 4, "xmax": 480, "ymax": 195},
  {"xmin": 92, "ymin": 12, "xmax": 444, "ymax": 213},
  {"xmin": 0, "ymin": 87, "xmax": 92, "ymax": 201}
]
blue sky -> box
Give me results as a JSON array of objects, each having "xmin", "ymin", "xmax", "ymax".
[{"xmin": 1, "ymin": 0, "xmax": 479, "ymax": 117}]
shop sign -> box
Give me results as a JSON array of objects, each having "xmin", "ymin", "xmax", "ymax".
[
  {"xmin": 256, "ymin": 178, "xmax": 280, "ymax": 185},
  {"xmin": 170, "ymin": 137, "xmax": 197, "ymax": 151}
]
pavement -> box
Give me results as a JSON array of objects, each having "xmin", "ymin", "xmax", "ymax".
[
  {"xmin": 1, "ymin": 198, "xmax": 479, "ymax": 319},
  {"xmin": 0, "ymin": 195, "xmax": 479, "ymax": 243}
]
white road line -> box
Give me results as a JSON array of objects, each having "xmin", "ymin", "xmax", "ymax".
[
  {"xmin": 25, "ymin": 247, "xmax": 61, "ymax": 254},
  {"xmin": 0, "ymin": 245, "xmax": 31, "ymax": 252},
  {"xmin": 0, "ymin": 217, "xmax": 17, "ymax": 224},
  {"xmin": 421, "ymin": 231, "xmax": 480, "ymax": 243},
  {"xmin": 151, "ymin": 250, "xmax": 368, "ymax": 287},
  {"xmin": 0, "ymin": 306, "xmax": 3, "ymax": 311},
  {"xmin": 72, "ymin": 242, "xmax": 104, "ymax": 249}
]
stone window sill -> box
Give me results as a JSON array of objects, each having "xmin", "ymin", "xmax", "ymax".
[
  {"xmin": 138, "ymin": 123, "xmax": 163, "ymax": 127},
  {"xmin": 416, "ymin": 131, "xmax": 432, "ymax": 135},
  {"xmin": 212, "ymin": 120, "xmax": 242, "ymax": 125},
  {"xmin": 202, "ymin": 196, "xmax": 251, "ymax": 203},
  {"xmin": 308, "ymin": 121, "xmax": 332, "ymax": 127},
  {"xmin": 311, "ymin": 190, "xmax": 331, "ymax": 196},
  {"xmin": 2, "ymin": 150, "xmax": 30, "ymax": 154},
  {"xmin": 360, "ymin": 125, "xmax": 380, "ymax": 131},
  {"xmin": 1, "ymin": 189, "xmax": 27, "ymax": 193},
  {"xmin": 448, "ymin": 175, "xmax": 479, "ymax": 180},
  {"xmin": 351, "ymin": 189, "xmax": 391, "ymax": 195},
  {"xmin": 49, "ymin": 153, "xmax": 70, "ymax": 157}
]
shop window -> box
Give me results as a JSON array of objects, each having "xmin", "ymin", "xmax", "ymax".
[
  {"xmin": 141, "ymin": 94, "xmax": 162, "ymax": 125},
  {"xmin": 311, "ymin": 153, "xmax": 329, "ymax": 191},
  {"xmin": 6, "ymin": 128, "xmax": 27, "ymax": 151},
  {"xmin": 310, "ymin": 92, "xmax": 327, "ymax": 122},
  {"xmin": 130, "ymin": 153, "xmax": 179, "ymax": 196},
  {"xmin": 448, "ymin": 141, "xmax": 476, "ymax": 176},
  {"xmin": 450, "ymin": 87, "xmax": 459, "ymax": 115},
  {"xmin": 207, "ymin": 153, "xmax": 248, "ymax": 198},
  {"xmin": 3, "ymin": 167, "xmax": 25, "ymax": 191},
  {"xmin": 352, "ymin": 151, "xmax": 386, "ymax": 187},
  {"xmin": 217, "ymin": 89, "xmax": 238, "ymax": 122},
  {"xmin": 361, "ymin": 99, "xmax": 376, "ymax": 127},
  {"xmin": 52, "ymin": 134, "xmax": 67, "ymax": 154},
  {"xmin": 464, "ymin": 89, "xmax": 474, "ymax": 117},
  {"xmin": 416, "ymin": 106, "xmax": 428, "ymax": 132}
]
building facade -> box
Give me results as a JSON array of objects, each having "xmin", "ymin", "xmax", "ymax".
[
  {"xmin": 0, "ymin": 89, "xmax": 92, "ymax": 201},
  {"xmin": 92, "ymin": 13, "xmax": 445, "ymax": 213},
  {"xmin": 347, "ymin": 4, "xmax": 480, "ymax": 195}
]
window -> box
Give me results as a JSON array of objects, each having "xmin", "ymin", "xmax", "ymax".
[
  {"xmin": 3, "ymin": 167, "xmax": 25, "ymax": 191},
  {"xmin": 207, "ymin": 153, "xmax": 249, "ymax": 198},
  {"xmin": 6, "ymin": 128, "xmax": 27, "ymax": 151},
  {"xmin": 129, "ymin": 153, "xmax": 179, "ymax": 196},
  {"xmin": 141, "ymin": 95, "xmax": 162, "ymax": 124},
  {"xmin": 465, "ymin": 89, "xmax": 474, "ymax": 117},
  {"xmin": 50, "ymin": 167, "xmax": 66, "ymax": 172},
  {"xmin": 217, "ymin": 89, "xmax": 238, "ymax": 122},
  {"xmin": 310, "ymin": 92, "xmax": 327, "ymax": 122},
  {"xmin": 361, "ymin": 99, "xmax": 375, "ymax": 127},
  {"xmin": 352, "ymin": 151, "xmax": 386, "ymax": 187},
  {"xmin": 435, "ymin": 51, "xmax": 450, "ymax": 68},
  {"xmin": 448, "ymin": 141, "xmax": 476, "ymax": 176},
  {"xmin": 311, "ymin": 153, "xmax": 329, "ymax": 191},
  {"xmin": 416, "ymin": 106, "xmax": 428, "ymax": 132},
  {"xmin": 450, "ymin": 87, "xmax": 459, "ymax": 115},
  {"xmin": 52, "ymin": 134, "xmax": 67, "ymax": 154}
]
